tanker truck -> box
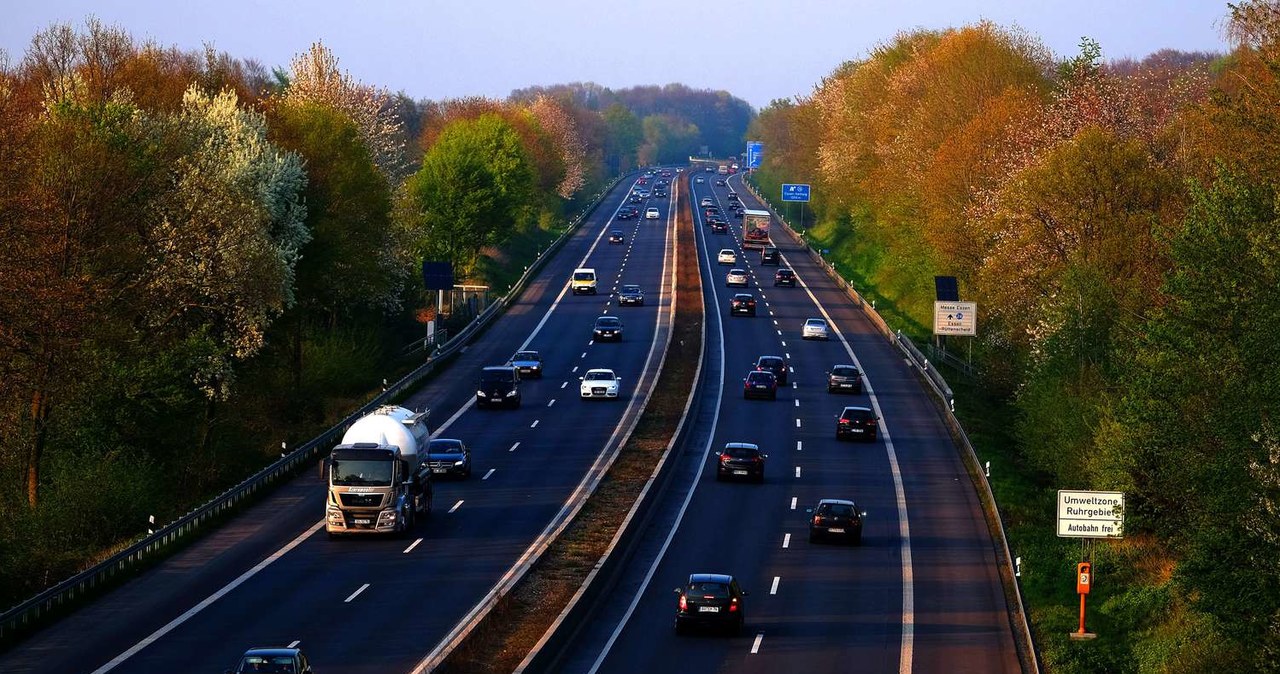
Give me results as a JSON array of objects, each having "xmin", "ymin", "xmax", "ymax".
[{"xmin": 325, "ymin": 405, "xmax": 433, "ymax": 537}]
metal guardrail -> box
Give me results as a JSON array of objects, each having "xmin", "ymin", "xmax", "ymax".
[
  {"xmin": 0, "ymin": 172, "xmax": 630, "ymax": 644},
  {"xmin": 743, "ymin": 178, "xmax": 1041, "ymax": 674}
]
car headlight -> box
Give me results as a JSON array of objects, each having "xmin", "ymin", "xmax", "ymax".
[
  {"xmin": 477, "ymin": 390, "xmax": 487, "ymax": 397},
  {"xmin": 454, "ymin": 460, "xmax": 466, "ymax": 466},
  {"xmin": 505, "ymin": 390, "xmax": 517, "ymax": 397}
]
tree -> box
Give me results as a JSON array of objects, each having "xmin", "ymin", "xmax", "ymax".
[{"xmin": 602, "ymin": 102, "xmax": 642, "ymax": 172}]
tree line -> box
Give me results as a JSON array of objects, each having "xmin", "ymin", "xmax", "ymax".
[
  {"xmin": 0, "ymin": 19, "xmax": 752, "ymax": 609},
  {"xmin": 747, "ymin": 4, "xmax": 1279, "ymax": 670}
]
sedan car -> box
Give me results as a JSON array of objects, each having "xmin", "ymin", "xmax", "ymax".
[
  {"xmin": 743, "ymin": 370, "xmax": 777, "ymax": 400},
  {"xmin": 507, "ymin": 350, "xmax": 543, "ymax": 378},
  {"xmin": 827, "ymin": 364, "xmax": 862, "ymax": 393},
  {"xmin": 230, "ymin": 647, "xmax": 313, "ymax": 674},
  {"xmin": 808, "ymin": 498, "xmax": 864, "ymax": 545},
  {"xmin": 593, "ymin": 315, "xmax": 623, "ymax": 341},
  {"xmin": 695, "ymin": 176, "xmax": 705, "ymax": 184},
  {"xmin": 754, "ymin": 355, "xmax": 788, "ymax": 385},
  {"xmin": 580, "ymin": 368, "xmax": 622, "ymax": 399},
  {"xmin": 646, "ymin": 207, "xmax": 660, "ymax": 220},
  {"xmin": 716, "ymin": 442, "xmax": 766, "ymax": 481},
  {"xmin": 729, "ymin": 293, "xmax": 756, "ymax": 316},
  {"xmin": 717, "ymin": 249, "xmax": 737, "ymax": 265},
  {"xmin": 773, "ymin": 268, "xmax": 796, "ymax": 287},
  {"xmin": 701, "ymin": 197, "xmax": 715, "ymax": 207},
  {"xmin": 710, "ymin": 220, "xmax": 728, "ymax": 234},
  {"xmin": 627, "ymin": 194, "xmax": 643, "ymax": 204},
  {"xmin": 425, "ymin": 438, "xmax": 472, "ymax": 478},
  {"xmin": 609, "ymin": 229, "xmax": 625, "ymax": 244},
  {"xmin": 836, "ymin": 405, "xmax": 879, "ymax": 441},
  {"xmin": 616, "ymin": 207, "xmax": 636, "ymax": 220},
  {"xmin": 725, "ymin": 268, "xmax": 749, "ymax": 287},
  {"xmin": 674, "ymin": 573, "xmax": 746, "ymax": 635},
  {"xmin": 802, "ymin": 318, "xmax": 830, "ymax": 340},
  {"xmin": 618, "ymin": 284, "xmax": 645, "ymax": 306}
]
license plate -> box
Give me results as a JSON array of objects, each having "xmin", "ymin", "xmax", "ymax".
[
  {"xmin": 733, "ymin": 470, "xmax": 748, "ymax": 475},
  {"xmin": 353, "ymin": 518, "xmax": 371, "ymax": 525},
  {"xmin": 433, "ymin": 468, "xmax": 448, "ymax": 473},
  {"xmin": 851, "ymin": 428, "xmax": 864, "ymax": 433},
  {"xmin": 829, "ymin": 527, "xmax": 845, "ymax": 534},
  {"xmin": 841, "ymin": 383, "xmax": 853, "ymax": 388},
  {"xmin": 698, "ymin": 606, "xmax": 720, "ymax": 613},
  {"xmin": 755, "ymin": 385, "xmax": 767, "ymax": 389}
]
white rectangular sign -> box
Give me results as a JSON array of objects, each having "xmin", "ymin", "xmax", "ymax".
[
  {"xmin": 1056, "ymin": 490, "xmax": 1124, "ymax": 538},
  {"xmin": 933, "ymin": 301, "xmax": 976, "ymax": 336}
]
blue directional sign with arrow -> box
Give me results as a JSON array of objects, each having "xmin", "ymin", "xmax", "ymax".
[
  {"xmin": 781, "ymin": 183, "xmax": 811, "ymax": 202},
  {"xmin": 746, "ymin": 141, "xmax": 763, "ymax": 169}
]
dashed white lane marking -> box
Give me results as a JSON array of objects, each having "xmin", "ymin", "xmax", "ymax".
[
  {"xmin": 776, "ymin": 330, "xmax": 782, "ymax": 336},
  {"xmin": 448, "ymin": 500, "xmax": 464, "ymax": 513},
  {"xmin": 785, "ymin": 352, "xmax": 791, "ymax": 359},
  {"xmin": 509, "ymin": 442, "xmax": 520, "ymax": 452},
  {"xmin": 782, "ymin": 533, "xmax": 791, "ymax": 549},
  {"xmin": 287, "ymin": 640, "xmax": 301, "ymax": 649},
  {"xmin": 403, "ymin": 538, "xmax": 423, "ymax": 554},
  {"xmin": 751, "ymin": 633, "xmax": 764, "ymax": 654},
  {"xmin": 531, "ymin": 420, "xmax": 540, "ymax": 428},
  {"xmin": 795, "ymin": 466, "xmax": 802, "ymax": 478},
  {"xmin": 548, "ymin": 399, "xmax": 556, "ymax": 407},
  {"xmin": 583, "ymin": 350, "xmax": 590, "ymax": 355},
  {"xmin": 792, "ymin": 382, "xmax": 797, "ymax": 389},
  {"xmin": 789, "ymin": 366, "xmax": 795, "ymax": 373},
  {"xmin": 561, "ymin": 382, "xmax": 568, "ymax": 389},
  {"xmin": 483, "ymin": 469, "xmax": 496, "ymax": 480},
  {"xmin": 572, "ymin": 366, "xmax": 579, "ymax": 373},
  {"xmin": 344, "ymin": 583, "xmax": 369, "ymax": 603},
  {"xmin": 796, "ymin": 441, "xmax": 802, "ymax": 451},
  {"xmin": 795, "ymin": 419, "xmax": 802, "ymax": 428},
  {"xmin": 781, "ymin": 340, "xmax": 787, "ymax": 347},
  {"xmin": 794, "ymin": 399, "xmax": 800, "ymax": 407},
  {"xmin": 773, "ymin": 320, "xmax": 779, "ymax": 326},
  {"xmin": 770, "ymin": 577, "xmax": 780, "ymax": 595},
  {"xmin": 790, "ymin": 497, "xmax": 798, "ymax": 510}
]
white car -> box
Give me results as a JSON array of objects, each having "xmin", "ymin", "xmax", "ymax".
[
  {"xmin": 717, "ymin": 249, "xmax": 737, "ymax": 265},
  {"xmin": 646, "ymin": 208, "xmax": 660, "ymax": 220},
  {"xmin": 725, "ymin": 268, "xmax": 749, "ymax": 287},
  {"xmin": 580, "ymin": 368, "xmax": 622, "ymax": 399},
  {"xmin": 701, "ymin": 197, "xmax": 714, "ymax": 207},
  {"xmin": 802, "ymin": 318, "xmax": 830, "ymax": 340},
  {"xmin": 695, "ymin": 176, "xmax": 705, "ymax": 184}
]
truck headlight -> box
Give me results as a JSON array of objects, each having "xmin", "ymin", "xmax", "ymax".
[
  {"xmin": 377, "ymin": 509, "xmax": 398, "ymax": 524},
  {"xmin": 327, "ymin": 508, "xmax": 343, "ymax": 522}
]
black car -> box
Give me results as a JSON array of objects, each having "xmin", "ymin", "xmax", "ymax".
[
  {"xmin": 716, "ymin": 442, "xmax": 766, "ymax": 480},
  {"xmin": 616, "ymin": 207, "xmax": 636, "ymax": 220},
  {"xmin": 715, "ymin": 179, "xmax": 727, "ymax": 186},
  {"xmin": 618, "ymin": 284, "xmax": 645, "ymax": 306},
  {"xmin": 627, "ymin": 194, "xmax": 643, "ymax": 204},
  {"xmin": 836, "ymin": 406, "xmax": 878, "ymax": 441},
  {"xmin": 730, "ymin": 293, "xmax": 756, "ymax": 316},
  {"xmin": 477, "ymin": 366, "xmax": 521, "ymax": 408},
  {"xmin": 827, "ymin": 364, "xmax": 862, "ymax": 393},
  {"xmin": 593, "ymin": 315, "xmax": 623, "ymax": 341},
  {"xmin": 808, "ymin": 498, "xmax": 864, "ymax": 545},
  {"xmin": 507, "ymin": 350, "xmax": 543, "ymax": 378},
  {"xmin": 774, "ymin": 268, "xmax": 796, "ymax": 287},
  {"xmin": 229, "ymin": 647, "xmax": 313, "ymax": 674},
  {"xmin": 710, "ymin": 220, "xmax": 728, "ymax": 234},
  {"xmin": 609, "ymin": 230, "xmax": 625, "ymax": 244},
  {"xmin": 654, "ymin": 189, "xmax": 668, "ymax": 198},
  {"xmin": 754, "ymin": 355, "xmax": 788, "ymax": 385},
  {"xmin": 734, "ymin": 209, "xmax": 744, "ymax": 219},
  {"xmin": 742, "ymin": 371, "xmax": 777, "ymax": 400},
  {"xmin": 760, "ymin": 246, "xmax": 780, "ymax": 265},
  {"xmin": 425, "ymin": 438, "xmax": 472, "ymax": 478},
  {"xmin": 674, "ymin": 573, "xmax": 746, "ymax": 635}
]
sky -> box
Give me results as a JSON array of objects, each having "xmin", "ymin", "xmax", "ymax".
[{"xmin": 1, "ymin": 0, "xmax": 1234, "ymax": 110}]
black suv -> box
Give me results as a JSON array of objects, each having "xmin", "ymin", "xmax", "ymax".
[
  {"xmin": 716, "ymin": 442, "xmax": 766, "ymax": 481},
  {"xmin": 760, "ymin": 246, "xmax": 780, "ymax": 265},
  {"xmin": 730, "ymin": 293, "xmax": 757, "ymax": 316},
  {"xmin": 593, "ymin": 315, "xmax": 623, "ymax": 342},
  {"xmin": 754, "ymin": 355, "xmax": 788, "ymax": 385},
  {"xmin": 477, "ymin": 366, "xmax": 521, "ymax": 409},
  {"xmin": 827, "ymin": 364, "xmax": 862, "ymax": 393},
  {"xmin": 609, "ymin": 230, "xmax": 624, "ymax": 244},
  {"xmin": 774, "ymin": 268, "xmax": 796, "ymax": 287},
  {"xmin": 674, "ymin": 573, "xmax": 746, "ymax": 635},
  {"xmin": 836, "ymin": 406, "xmax": 878, "ymax": 441},
  {"xmin": 808, "ymin": 498, "xmax": 864, "ymax": 545}
]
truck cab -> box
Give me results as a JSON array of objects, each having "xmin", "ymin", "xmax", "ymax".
[{"xmin": 326, "ymin": 406, "xmax": 433, "ymax": 537}]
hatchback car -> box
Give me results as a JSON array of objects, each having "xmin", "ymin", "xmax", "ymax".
[
  {"xmin": 580, "ymin": 368, "xmax": 622, "ymax": 399},
  {"xmin": 701, "ymin": 197, "xmax": 715, "ymax": 207},
  {"xmin": 646, "ymin": 207, "xmax": 660, "ymax": 220},
  {"xmin": 716, "ymin": 442, "xmax": 766, "ymax": 481},
  {"xmin": 754, "ymin": 355, "xmax": 788, "ymax": 385},
  {"xmin": 609, "ymin": 230, "xmax": 624, "ymax": 244},
  {"xmin": 827, "ymin": 364, "xmax": 862, "ymax": 393},
  {"xmin": 730, "ymin": 293, "xmax": 756, "ymax": 316},
  {"xmin": 710, "ymin": 220, "xmax": 728, "ymax": 234},
  {"xmin": 593, "ymin": 315, "xmax": 623, "ymax": 341},
  {"xmin": 774, "ymin": 268, "xmax": 796, "ymax": 287},
  {"xmin": 717, "ymin": 249, "xmax": 737, "ymax": 265},
  {"xmin": 674, "ymin": 573, "xmax": 746, "ymax": 635},
  {"xmin": 743, "ymin": 371, "xmax": 778, "ymax": 400},
  {"xmin": 618, "ymin": 284, "xmax": 645, "ymax": 306},
  {"xmin": 425, "ymin": 438, "xmax": 472, "ymax": 478},
  {"xmin": 507, "ymin": 350, "xmax": 543, "ymax": 378},
  {"xmin": 808, "ymin": 498, "xmax": 864, "ymax": 545},
  {"xmin": 230, "ymin": 647, "xmax": 313, "ymax": 674},
  {"xmin": 836, "ymin": 406, "xmax": 879, "ymax": 441},
  {"xmin": 725, "ymin": 268, "xmax": 749, "ymax": 287},
  {"xmin": 802, "ymin": 318, "xmax": 830, "ymax": 340},
  {"xmin": 760, "ymin": 246, "xmax": 780, "ymax": 265}
]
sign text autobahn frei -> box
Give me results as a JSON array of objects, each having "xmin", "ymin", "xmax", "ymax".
[{"xmin": 1056, "ymin": 490, "xmax": 1124, "ymax": 539}]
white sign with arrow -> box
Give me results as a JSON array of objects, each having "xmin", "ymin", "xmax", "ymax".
[{"xmin": 933, "ymin": 301, "xmax": 977, "ymax": 336}]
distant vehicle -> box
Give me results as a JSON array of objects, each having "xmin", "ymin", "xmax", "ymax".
[
  {"xmin": 754, "ymin": 355, "xmax": 788, "ymax": 385},
  {"xmin": 477, "ymin": 365, "xmax": 521, "ymax": 409},
  {"xmin": 760, "ymin": 246, "xmax": 780, "ymax": 265},
  {"xmin": 743, "ymin": 370, "xmax": 777, "ymax": 400},
  {"xmin": 773, "ymin": 268, "xmax": 796, "ymax": 287},
  {"xmin": 802, "ymin": 318, "xmax": 829, "ymax": 340},
  {"xmin": 704, "ymin": 207, "xmax": 720, "ymax": 219},
  {"xmin": 717, "ymin": 249, "xmax": 737, "ymax": 265},
  {"xmin": 674, "ymin": 573, "xmax": 746, "ymax": 635},
  {"xmin": 705, "ymin": 166, "xmax": 716, "ymax": 173},
  {"xmin": 637, "ymin": 177, "xmax": 649, "ymax": 185},
  {"xmin": 727, "ymin": 191, "xmax": 739, "ymax": 202},
  {"xmin": 228, "ymin": 647, "xmax": 313, "ymax": 674},
  {"xmin": 730, "ymin": 293, "xmax": 756, "ymax": 316},
  {"xmin": 836, "ymin": 405, "xmax": 879, "ymax": 441},
  {"xmin": 507, "ymin": 350, "xmax": 543, "ymax": 378},
  {"xmin": 425, "ymin": 438, "xmax": 472, "ymax": 478},
  {"xmin": 742, "ymin": 209, "xmax": 771, "ymax": 250},
  {"xmin": 634, "ymin": 189, "xmax": 650, "ymax": 199},
  {"xmin": 661, "ymin": 170, "xmax": 673, "ymax": 178},
  {"xmin": 609, "ymin": 230, "xmax": 625, "ymax": 244},
  {"xmin": 572, "ymin": 268, "xmax": 597, "ymax": 295},
  {"xmin": 710, "ymin": 220, "xmax": 728, "ymax": 234},
  {"xmin": 701, "ymin": 197, "xmax": 714, "ymax": 207},
  {"xmin": 618, "ymin": 284, "xmax": 645, "ymax": 306},
  {"xmin": 827, "ymin": 364, "xmax": 862, "ymax": 393},
  {"xmin": 808, "ymin": 498, "xmax": 864, "ymax": 545},
  {"xmin": 715, "ymin": 442, "xmax": 766, "ymax": 481},
  {"xmin": 627, "ymin": 194, "xmax": 643, "ymax": 204},
  {"xmin": 725, "ymin": 268, "xmax": 749, "ymax": 287},
  {"xmin": 593, "ymin": 315, "xmax": 623, "ymax": 341},
  {"xmin": 646, "ymin": 207, "xmax": 661, "ymax": 220},
  {"xmin": 696, "ymin": 176, "xmax": 705, "ymax": 184},
  {"xmin": 616, "ymin": 207, "xmax": 636, "ymax": 220},
  {"xmin": 718, "ymin": 165, "xmax": 729, "ymax": 174},
  {"xmin": 654, "ymin": 189, "xmax": 668, "ymax": 198},
  {"xmin": 730, "ymin": 163, "xmax": 739, "ymax": 173},
  {"xmin": 579, "ymin": 368, "xmax": 622, "ymax": 400},
  {"xmin": 715, "ymin": 178, "xmax": 727, "ymax": 187}
]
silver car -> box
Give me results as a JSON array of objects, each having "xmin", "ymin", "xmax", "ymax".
[
  {"xmin": 802, "ymin": 318, "xmax": 830, "ymax": 340},
  {"xmin": 725, "ymin": 268, "xmax": 749, "ymax": 287}
]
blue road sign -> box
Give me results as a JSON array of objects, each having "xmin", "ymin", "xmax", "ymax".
[
  {"xmin": 746, "ymin": 141, "xmax": 763, "ymax": 169},
  {"xmin": 781, "ymin": 183, "xmax": 811, "ymax": 202}
]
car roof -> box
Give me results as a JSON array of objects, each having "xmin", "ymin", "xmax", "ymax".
[
  {"xmin": 806, "ymin": 318, "xmax": 826, "ymax": 323},
  {"xmin": 733, "ymin": 293, "xmax": 754, "ymax": 299},
  {"xmin": 596, "ymin": 315, "xmax": 620, "ymax": 322},
  {"xmin": 747, "ymin": 371, "xmax": 775, "ymax": 379},
  {"xmin": 242, "ymin": 648, "xmax": 300, "ymax": 657},
  {"xmin": 688, "ymin": 573, "xmax": 734, "ymax": 584},
  {"xmin": 585, "ymin": 368, "xmax": 615, "ymax": 375},
  {"xmin": 513, "ymin": 351, "xmax": 539, "ymax": 358},
  {"xmin": 429, "ymin": 438, "xmax": 463, "ymax": 445},
  {"xmin": 482, "ymin": 365, "xmax": 516, "ymax": 372},
  {"xmin": 841, "ymin": 406, "xmax": 873, "ymax": 413},
  {"xmin": 719, "ymin": 248, "xmax": 734, "ymax": 253},
  {"xmin": 611, "ymin": 229, "xmax": 622, "ymax": 233},
  {"xmin": 724, "ymin": 442, "xmax": 759, "ymax": 451},
  {"xmin": 776, "ymin": 268, "xmax": 794, "ymax": 274},
  {"xmin": 622, "ymin": 284, "xmax": 641, "ymax": 290},
  {"xmin": 817, "ymin": 498, "xmax": 857, "ymax": 507},
  {"xmin": 757, "ymin": 355, "xmax": 783, "ymax": 361}
]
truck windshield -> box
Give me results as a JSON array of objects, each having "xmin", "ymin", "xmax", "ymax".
[
  {"xmin": 331, "ymin": 459, "xmax": 394, "ymax": 486},
  {"xmin": 573, "ymin": 272, "xmax": 594, "ymax": 281}
]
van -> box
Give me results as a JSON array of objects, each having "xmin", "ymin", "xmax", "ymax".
[
  {"xmin": 572, "ymin": 268, "xmax": 598, "ymax": 294},
  {"xmin": 761, "ymin": 246, "xmax": 780, "ymax": 265}
]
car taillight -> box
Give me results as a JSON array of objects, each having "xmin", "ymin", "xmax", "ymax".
[
  {"xmin": 730, "ymin": 597, "xmax": 739, "ymax": 612},
  {"xmin": 679, "ymin": 595, "xmax": 687, "ymax": 611},
  {"xmin": 839, "ymin": 419, "xmax": 850, "ymax": 426},
  {"xmin": 813, "ymin": 516, "xmax": 822, "ymax": 525}
]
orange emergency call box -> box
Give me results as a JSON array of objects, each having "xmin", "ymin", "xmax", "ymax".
[{"xmin": 1077, "ymin": 562, "xmax": 1092, "ymax": 595}]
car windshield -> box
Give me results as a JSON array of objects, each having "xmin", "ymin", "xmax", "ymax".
[
  {"xmin": 760, "ymin": 358, "xmax": 781, "ymax": 368},
  {"xmin": 429, "ymin": 440, "xmax": 463, "ymax": 454},
  {"xmin": 238, "ymin": 656, "xmax": 297, "ymax": 673},
  {"xmin": 748, "ymin": 372, "xmax": 772, "ymax": 383},
  {"xmin": 597, "ymin": 318, "xmax": 620, "ymax": 327},
  {"xmin": 573, "ymin": 272, "xmax": 594, "ymax": 281},
  {"xmin": 726, "ymin": 445, "xmax": 758, "ymax": 457},
  {"xmin": 819, "ymin": 503, "xmax": 855, "ymax": 517},
  {"xmin": 843, "ymin": 409, "xmax": 872, "ymax": 421},
  {"xmin": 481, "ymin": 370, "xmax": 514, "ymax": 384},
  {"xmin": 622, "ymin": 285, "xmax": 640, "ymax": 293},
  {"xmin": 514, "ymin": 351, "xmax": 538, "ymax": 361},
  {"xmin": 331, "ymin": 459, "xmax": 393, "ymax": 486},
  {"xmin": 807, "ymin": 320, "xmax": 825, "ymax": 327},
  {"xmin": 688, "ymin": 582, "xmax": 730, "ymax": 598},
  {"xmin": 585, "ymin": 371, "xmax": 614, "ymax": 381},
  {"xmin": 833, "ymin": 366, "xmax": 858, "ymax": 377}
]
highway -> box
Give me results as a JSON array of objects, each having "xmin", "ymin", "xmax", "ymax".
[
  {"xmin": 0, "ymin": 173, "xmax": 681, "ymax": 674},
  {"xmin": 548, "ymin": 169, "xmax": 1021, "ymax": 674}
]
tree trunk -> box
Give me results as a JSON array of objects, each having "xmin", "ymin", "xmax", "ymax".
[
  {"xmin": 26, "ymin": 386, "xmax": 51, "ymax": 508},
  {"xmin": 292, "ymin": 316, "xmax": 303, "ymax": 395}
]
